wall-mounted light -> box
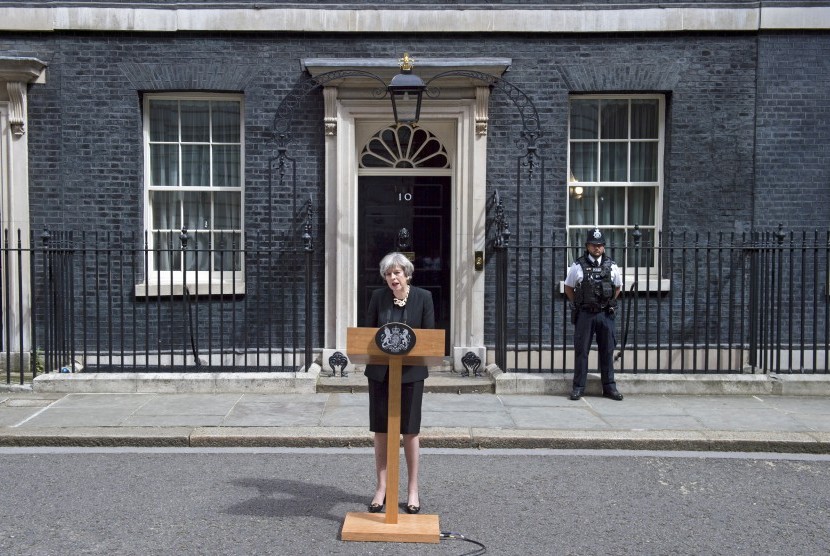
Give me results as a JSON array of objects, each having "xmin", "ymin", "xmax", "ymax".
[
  {"xmin": 569, "ymin": 171, "xmax": 583, "ymax": 200},
  {"xmin": 387, "ymin": 53, "xmax": 426, "ymax": 125}
]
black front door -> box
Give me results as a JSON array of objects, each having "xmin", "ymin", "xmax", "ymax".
[{"xmin": 357, "ymin": 175, "xmax": 451, "ymax": 352}]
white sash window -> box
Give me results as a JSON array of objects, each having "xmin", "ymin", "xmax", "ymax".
[
  {"xmin": 568, "ymin": 95, "xmax": 664, "ymax": 271},
  {"xmin": 141, "ymin": 93, "xmax": 244, "ymax": 296}
]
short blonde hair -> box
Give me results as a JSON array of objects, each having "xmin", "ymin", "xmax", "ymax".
[{"xmin": 379, "ymin": 252, "xmax": 414, "ymax": 281}]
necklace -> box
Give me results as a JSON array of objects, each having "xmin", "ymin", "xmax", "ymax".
[{"xmin": 393, "ymin": 286, "xmax": 410, "ymax": 307}]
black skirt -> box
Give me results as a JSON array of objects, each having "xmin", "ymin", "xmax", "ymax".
[{"xmin": 368, "ymin": 377, "xmax": 425, "ymax": 434}]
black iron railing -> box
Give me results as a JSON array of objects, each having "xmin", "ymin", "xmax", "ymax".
[
  {"xmin": 492, "ymin": 223, "xmax": 829, "ymax": 374},
  {"xmin": 1, "ymin": 223, "xmax": 317, "ymax": 384},
  {"xmin": 4, "ymin": 220, "xmax": 828, "ymax": 383}
]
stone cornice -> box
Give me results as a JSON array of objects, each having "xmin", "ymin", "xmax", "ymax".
[
  {"xmin": 2, "ymin": 5, "xmax": 830, "ymax": 33},
  {"xmin": 0, "ymin": 57, "xmax": 48, "ymax": 84},
  {"xmin": 302, "ymin": 58, "xmax": 512, "ymax": 81},
  {"xmin": 0, "ymin": 57, "xmax": 48, "ymax": 136}
]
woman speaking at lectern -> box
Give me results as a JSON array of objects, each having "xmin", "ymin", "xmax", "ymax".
[{"xmin": 364, "ymin": 252, "xmax": 435, "ymax": 516}]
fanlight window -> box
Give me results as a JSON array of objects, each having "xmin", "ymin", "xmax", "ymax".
[{"xmin": 360, "ymin": 125, "xmax": 449, "ymax": 169}]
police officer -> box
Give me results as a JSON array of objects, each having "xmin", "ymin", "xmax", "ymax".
[{"xmin": 564, "ymin": 228, "xmax": 624, "ymax": 401}]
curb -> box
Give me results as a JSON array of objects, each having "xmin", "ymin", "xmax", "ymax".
[
  {"xmin": 0, "ymin": 427, "xmax": 192, "ymax": 447},
  {"xmin": 2, "ymin": 427, "xmax": 828, "ymax": 453}
]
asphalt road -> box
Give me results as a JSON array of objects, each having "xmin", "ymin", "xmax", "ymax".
[{"xmin": 1, "ymin": 448, "xmax": 829, "ymax": 555}]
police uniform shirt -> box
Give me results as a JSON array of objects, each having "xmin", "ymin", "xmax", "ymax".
[{"xmin": 564, "ymin": 255, "xmax": 623, "ymax": 290}]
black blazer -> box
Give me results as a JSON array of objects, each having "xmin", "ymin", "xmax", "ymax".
[{"xmin": 364, "ymin": 286, "xmax": 436, "ymax": 383}]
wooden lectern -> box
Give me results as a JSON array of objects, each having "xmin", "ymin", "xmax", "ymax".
[{"xmin": 341, "ymin": 326, "xmax": 445, "ymax": 544}]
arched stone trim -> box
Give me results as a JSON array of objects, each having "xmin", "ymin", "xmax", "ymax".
[
  {"xmin": 119, "ymin": 62, "xmax": 257, "ymax": 91},
  {"xmin": 558, "ymin": 63, "xmax": 684, "ymax": 92}
]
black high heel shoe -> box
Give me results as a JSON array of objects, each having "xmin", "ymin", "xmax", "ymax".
[
  {"xmin": 405, "ymin": 503, "xmax": 420, "ymax": 514},
  {"xmin": 368, "ymin": 496, "xmax": 385, "ymax": 513}
]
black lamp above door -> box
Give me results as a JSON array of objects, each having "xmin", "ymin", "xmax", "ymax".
[{"xmin": 387, "ymin": 53, "xmax": 426, "ymax": 125}]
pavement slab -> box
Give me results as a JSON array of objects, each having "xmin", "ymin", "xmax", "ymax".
[
  {"xmin": 2, "ymin": 388, "xmax": 830, "ymax": 452},
  {"xmin": 506, "ymin": 406, "xmax": 610, "ymax": 429}
]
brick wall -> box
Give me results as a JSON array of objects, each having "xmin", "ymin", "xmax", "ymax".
[
  {"xmin": 3, "ymin": 29, "xmax": 827, "ymax": 353},
  {"xmin": 6, "ymin": 31, "xmax": 806, "ymax": 237},
  {"xmin": 756, "ymin": 32, "xmax": 830, "ymax": 230}
]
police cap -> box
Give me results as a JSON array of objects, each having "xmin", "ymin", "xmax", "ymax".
[{"xmin": 586, "ymin": 228, "xmax": 606, "ymax": 245}]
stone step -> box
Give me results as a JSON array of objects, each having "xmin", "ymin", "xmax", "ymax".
[{"xmin": 317, "ymin": 369, "xmax": 494, "ymax": 394}]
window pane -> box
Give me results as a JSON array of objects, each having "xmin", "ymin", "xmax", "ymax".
[
  {"xmin": 180, "ymin": 101, "xmax": 210, "ymax": 142},
  {"xmin": 631, "ymin": 100, "xmax": 659, "ymax": 139},
  {"xmin": 213, "ymin": 145, "xmax": 240, "ymax": 187},
  {"xmin": 597, "ymin": 187, "xmax": 624, "ymax": 225},
  {"xmin": 570, "ymin": 143, "xmax": 597, "ymax": 182},
  {"xmin": 634, "ymin": 227, "xmax": 656, "ymax": 246},
  {"xmin": 361, "ymin": 138, "xmax": 394, "ymax": 168},
  {"xmin": 626, "ymin": 228, "xmax": 656, "ymax": 267},
  {"xmin": 214, "ymin": 232, "xmax": 242, "ymax": 272},
  {"xmin": 150, "ymin": 144, "xmax": 178, "ymax": 186},
  {"xmin": 402, "ymin": 127, "xmax": 424, "ymax": 160},
  {"xmin": 568, "ymin": 185, "xmax": 594, "ymax": 225},
  {"xmin": 631, "ymin": 142, "xmax": 658, "ymax": 182},
  {"xmin": 568, "ymin": 229, "xmax": 586, "ymax": 260},
  {"xmin": 150, "ymin": 191, "xmax": 181, "ymax": 230},
  {"xmin": 184, "ymin": 231, "xmax": 210, "ymax": 272},
  {"xmin": 411, "ymin": 133, "xmax": 447, "ymax": 168},
  {"xmin": 149, "ymin": 100, "xmax": 178, "ymax": 142},
  {"xmin": 600, "ymin": 143, "xmax": 627, "ymax": 181},
  {"xmin": 569, "ymin": 100, "xmax": 598, "ymax": 139},
  {"xmin": 214, "ymin": 192, "xmax": 241, "ymax": 230},
  {"xmin": 182, "ymin": 191, "xmax": 211, "ymax": 231},
  {"xmin": 153, "ymin": 231, "xmax": 180, "ymax": 272},
  {"xmin": 604, "ymin": 228, "xmax": 625, "ymax": 257},
  {"xmin": 181, "ymin": 145, "xmax": 210, "ymax": 187},
  {"xmin": 212, "ymin": 101, "xmax": 240, "ymax": 143},
  {"xmin": 628, "ymin": 187, "xmax": 656, "ymax": 226},
  {"xmin": 601, "ymin": 100, "xmax": 628, "ymax": 139}
]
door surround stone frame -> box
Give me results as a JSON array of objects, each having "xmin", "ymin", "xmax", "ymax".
[
  {"xmin": 0, "ymin": 57, "xmax": 46, "ymax": 232},
  {"xmin": 0, "ymin": 57, "xmax": 47, "ymax": 352},
  {"xmin": 305, "ymin": 58, "xmax": 510, "ymax": 370}
]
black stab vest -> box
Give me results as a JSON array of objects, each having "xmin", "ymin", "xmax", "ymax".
[{"xmin": 574, "ymin": 254, "xmax": 616, "ymax": 309}]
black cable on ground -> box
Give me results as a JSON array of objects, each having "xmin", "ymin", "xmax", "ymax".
[{"xmin": 441, "ymin": 531, "xmax": 487, "ymax": 555}]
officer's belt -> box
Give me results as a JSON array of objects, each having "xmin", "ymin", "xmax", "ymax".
[{"xmin": 579, "ymin": 303, "xmax": 607, "ymax": 313}]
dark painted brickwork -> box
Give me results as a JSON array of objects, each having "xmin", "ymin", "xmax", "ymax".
[
  {"xmin": 4, "ymin": 31, "xmax": 765, "ymax": 239},
  {"xmin": 756, "ymin": 32, "xmax": 830, "ymax": 230},
  {"xmin": 9, "ymin": 29, "xmax": 830, "ymax": 237},
  {"xmin": 3, "ymin": 29, "xmax": 827, "ymax": 352}
]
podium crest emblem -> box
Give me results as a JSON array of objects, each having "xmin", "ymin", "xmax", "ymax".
[{"xmin": 375, "ymin": 322, "xmax": 417, "ymax": 355}]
